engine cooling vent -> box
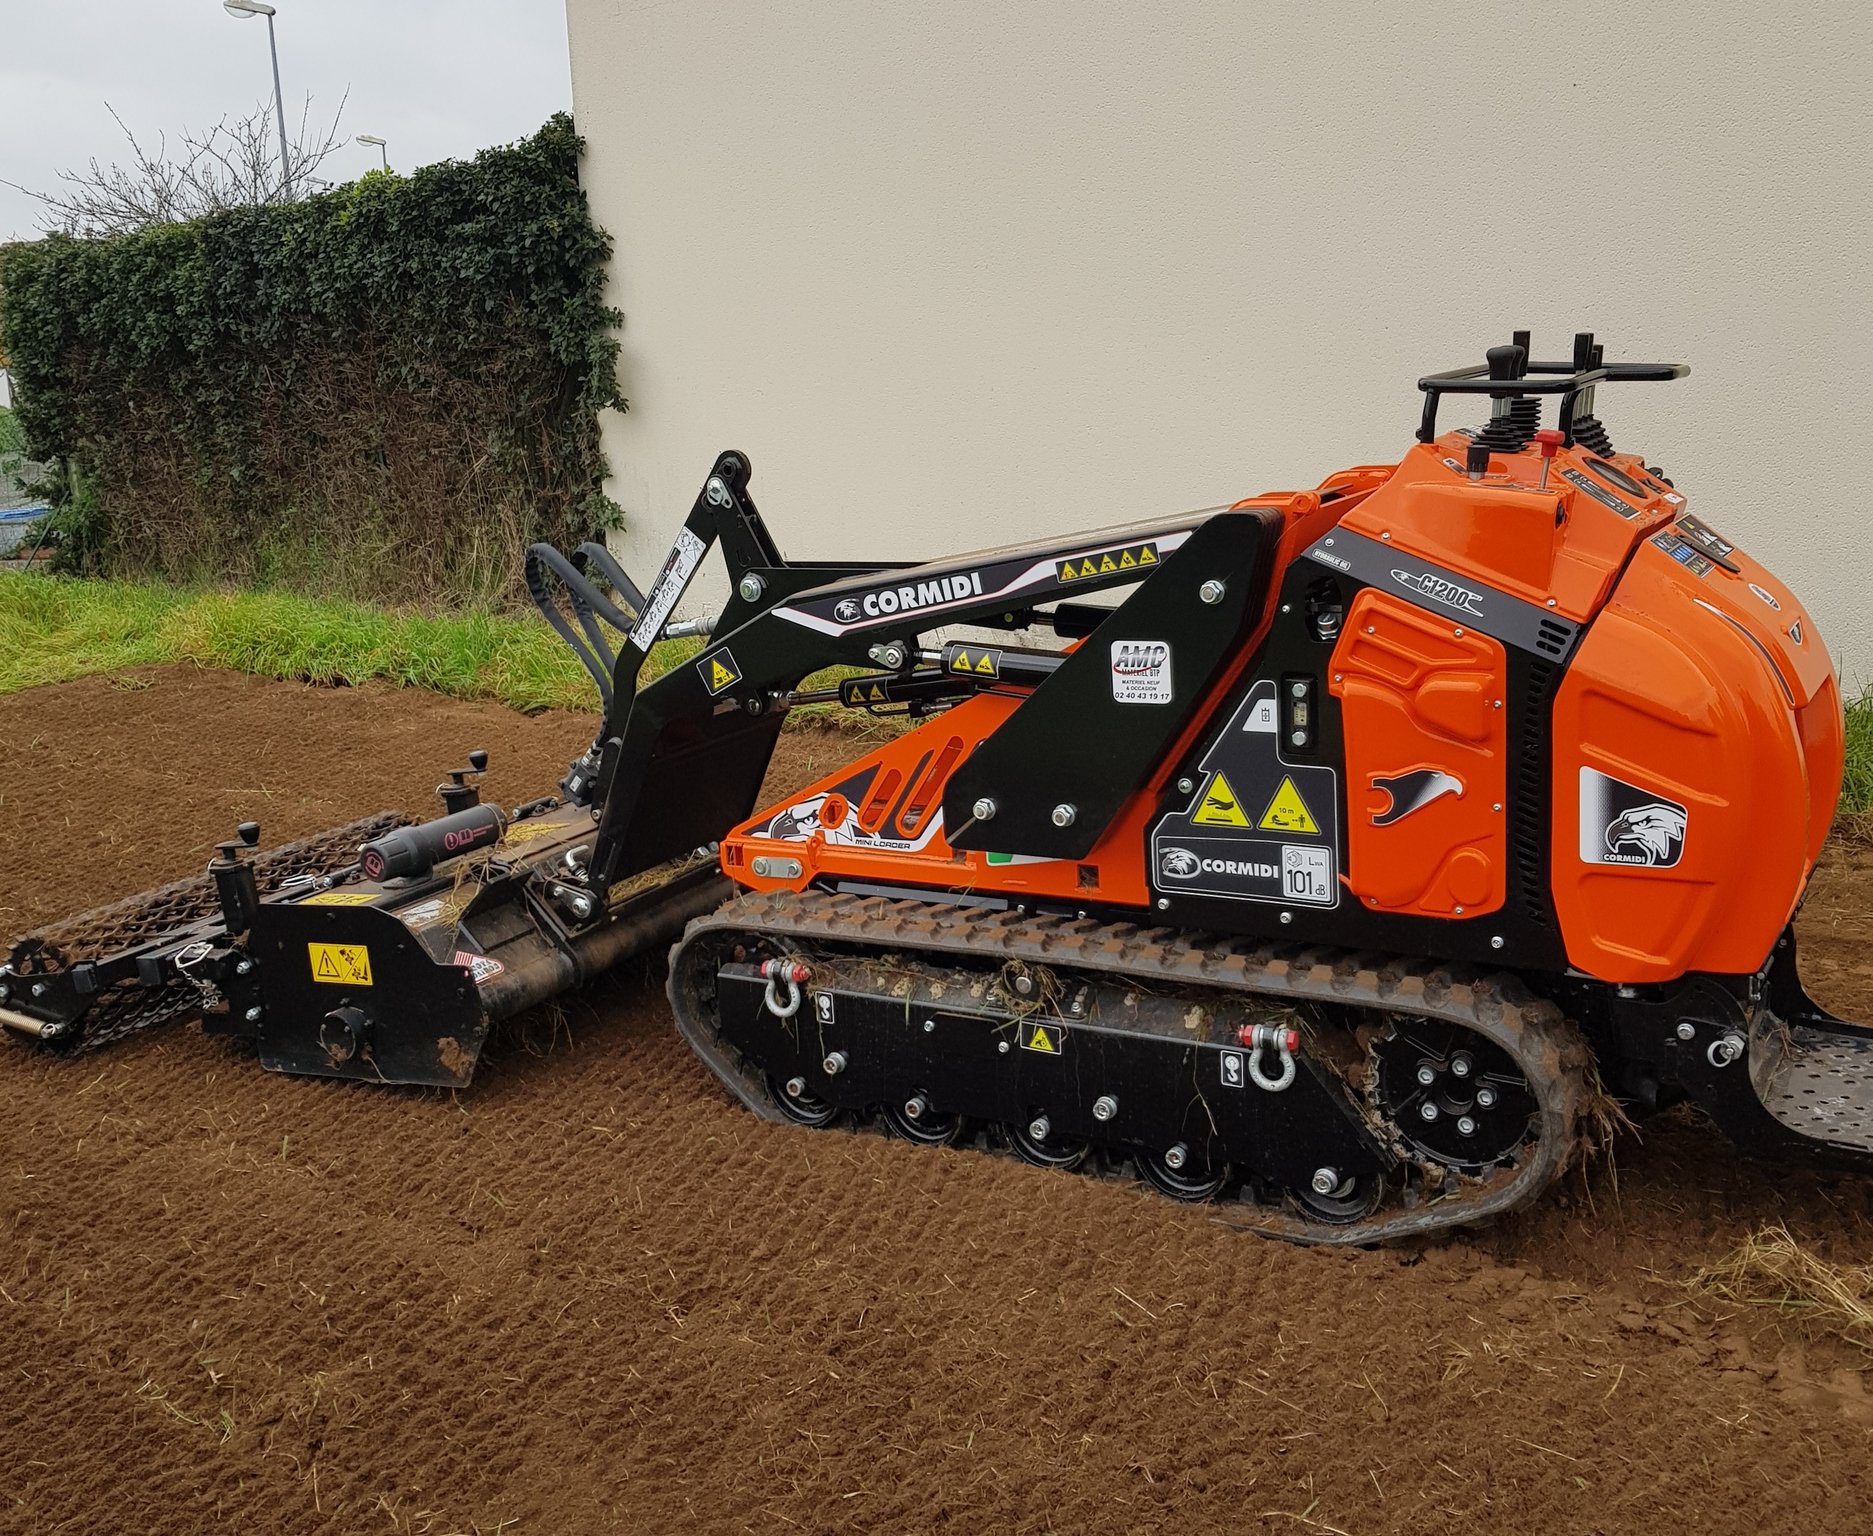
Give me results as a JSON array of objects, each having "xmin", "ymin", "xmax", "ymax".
[
  {"xmin": 1534, "ymin": 618, "xmax": 1573, "ymax": 659},
  {"xmin": 1513, "ymin": 659, "xmax": 1560, "ymax": 927}
]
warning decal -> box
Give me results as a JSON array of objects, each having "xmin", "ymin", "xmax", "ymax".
[
  {"xmin": 302, "ymin": 891, "xmax": 377, "ymax": 907},
  {"xmin": 308, "ymin": 942, "xmax": 373, "ymax": 987},
  {"xmin": 698, "ymin": 648, "xmax": 743, "ymax": 695},
  {"xmin": 1192, "ymin": 771, "xmax": 1251, "ymax": 827},
  {"xmin": 1258, "ymin": 776, "xmax": 1320, "ymax": 835},
  {"xmin": 1056, "ymin": 541, "xmax": 1158, "ymax": 583},
  {"xmin": 1149, "ymin": 678, "xmax": 1340, "ymax": 908},
  {"xmin": 1021, "ymin": 1022, "xmax": 1064, "ymax": 1054},
  {"xmin": 949, "ymin": 647, "xmax": 1002, "ymax": 677},
  {"xmin": 453, "ymin": 950, "xmax": 504, "ymax": 985}
]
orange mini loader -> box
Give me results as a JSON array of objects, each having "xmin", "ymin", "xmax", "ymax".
[{"xmin": 5, "ymin": 333, "xmax": 1856, "ymax": 1242}]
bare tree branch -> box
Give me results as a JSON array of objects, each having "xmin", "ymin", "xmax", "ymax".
[{"xmin": 1, "ymin": 92, "xmax": 351, "ymax": 237}]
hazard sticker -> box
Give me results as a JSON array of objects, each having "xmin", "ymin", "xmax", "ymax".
[
  {"xmin": 301, "ymin": 890, "xmax": 377, "ymax": 907},
  {"xmin": 453, "ymin": 950, "xmax": 504, "ymax": 984},
  {"xmin": 1149, "ymin": 678, "xmax": 1339, "ymax": 908},
  {"xmin": 1220, "ymin": 1049, "xmax": 1245, "ymax": 1088},
  {"xmin": 1021, "ymin": 1022, "xmax": 1064, "ymax": 1054},
  {"xmin": 308, "ymin": 942, "xmax": 373, "ymax": 986},
  {"xmin": 949, "ymin": 647, "xmax": 1002, "ymax": 678},
  {"xmin": 1056, "ymin": 541, "xmax": 1159, "ymax": 583},
  {"xmin": 698, "ymin": 648, "xmax": 743, "ymax": 695},
  {"xmin": 1258, "ymin": 776, "xmax": 1320, "ymax": 835},
  {"xmin": 1192, "ymin": 771, "xmax": 1251, "ymax": 827}
]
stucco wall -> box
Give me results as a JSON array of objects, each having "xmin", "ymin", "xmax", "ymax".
[{"xmin": 565, "ymin": 0, "xmax": 1872, "ymax": 678}]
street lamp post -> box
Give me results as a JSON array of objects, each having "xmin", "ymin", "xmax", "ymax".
[
  {"xmin": 223, "ymin": 0, "xmax": 290, "ymax": 199},
  {"xmin": 356, "ymin": 134, "xmax": 388, "ymax": 171}
]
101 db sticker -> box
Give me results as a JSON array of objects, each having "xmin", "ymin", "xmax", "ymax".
[{"xmin": 1110, "ymin": 641, "xmax": 1172, "ymax": 704}]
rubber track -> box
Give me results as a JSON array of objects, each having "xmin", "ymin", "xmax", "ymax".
[
  {"xmin": 11, "ymin": 811, "xmax": 410, "ymax": 1052},
  {"xmin": 668, "ymin": 889, "xmax": 1593, "ymax": 1246}
]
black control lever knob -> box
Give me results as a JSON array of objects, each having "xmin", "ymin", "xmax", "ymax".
[
  {"xmin": 237, "ymin": 821, "xmax": 261, "ymax": 847},
  {"xmin": 1486, "ymin": 344, "xmax": 1525, "ymax": 389},
  {"xmin": 468, "ymin": 749, "xmax": 489, "ymax": 774}
]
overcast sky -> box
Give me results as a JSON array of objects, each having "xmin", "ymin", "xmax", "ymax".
[{"xmin": 0, "ymin": 0, "xmax": 572, "ymax": 242}]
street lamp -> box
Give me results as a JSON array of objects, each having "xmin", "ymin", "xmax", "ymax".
[
  {"xmin": 222, "ymin": 0, "xmax": 291, "ymax": 200},
  {"xmin": 356, "ymin": 134, "xmax": 388, "ymax": 171}
]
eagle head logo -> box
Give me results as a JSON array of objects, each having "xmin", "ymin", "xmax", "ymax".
[{"xmin": 1605, "ymin": 802, "xmax": 1686, "ymax": 866}]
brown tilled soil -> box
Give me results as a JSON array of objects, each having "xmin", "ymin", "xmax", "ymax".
[{"xmin": 3, "ymin": 664, "xmax": 1873, "ymax": 1535}]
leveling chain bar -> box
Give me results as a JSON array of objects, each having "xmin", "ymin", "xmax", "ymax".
[
  {"xmin": 669, "ymin": 890, "xmax": 1592, "ymax": 1246},
  {"xmin": 5, "ymin": 811, "xmax": 411, "ymax": 1052}
]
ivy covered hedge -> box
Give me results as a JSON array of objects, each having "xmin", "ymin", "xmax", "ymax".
[{"xmin": 0, "ymin": 114, "xmax": 622, "ymax": 606}]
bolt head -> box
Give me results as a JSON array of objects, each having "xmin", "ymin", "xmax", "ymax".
[
  {"xmin": 1675, "ymin": 1021, "xmax": 1696, "ymax": 1041},
  {"xmin": 1013, "ymin": 974, "xmax": 1033, "ymax": 996},
  {"xmin": 751, "ymin": 857, "xmax": 771, "ymax": 877},
  {"xmin": 245, "ymin": 1005, "xmax": 264, "ymax": 1023},
  {"xmin": 1457, "ymin": 1116, "xmax": 1478, "ymax": 1136},
  {"xmin": 31, "ymin": 982, "xmax": 48, "ymax": 998},
  {"xmin": 785, "ymin": 1076, "xmax": 807, "ymax": 1098},
  {"xmin": 904, "ymin": 1096, "xmax": 927, "ymax": 1120},
  {"xmin": 1155, "ymin": 897, "xmax": 1170, "ymax": 911},
  {"xmin": 1476, "ymin": 1086, "xmax": 1498, "ymax": 1108},
  {"xmin": 1416, "ymin": 1062, "xmax": 1437, "ymax": 1085},
  {"xmin": 1051, "ymin": 803, "xmax": 1077, "ymax": 828},
  {"xmin": 822, "ymin": 1051, "xmax": 847, "ymax": 1074},
  {"xmin": 737, "ymin": 573, "xmax": 765, "ymax": 602},
  {"xmin": 1176, "ymin": 777, "xmax": 1194, "ymax": 794},
  {"xmin": 1278, "ymin": 911, "xmax": 1292, "ymax": 925},
  {"xmin": 972, "ymin": 797, "xmax": 998, "ymax": 822},
  {"xmin": 1310, "ymin": 1167, "xmax": 1340, "ymax": 1195},
  {"xmin": 1164, "ymin": 1144, "xmax": 1189, "ymax": 1171},
  {"xmin": 1028, "ymin": 1116, "xmax": 1051, "ymax": 1141},
  {"xmin": 1092, "ymin": 1094, "xmax": 1118, "ymax": 1122},
  {"xmin": 1419, "ymin": 1101, "xmax": 1439, "ymax": 1121},
  {"xmin": 1199, "ymin": 579, "xmax": 1226, "ymax": 605},
  {"xmin": 998, "ymin": 1040, "xmax": 1011, "ymax": 1054},
  {"xmin": 235, "ymin": 958, "xmax": 255, "ymax": 975},
  {"xmin": 0, "ymin": 982, "xmax": 8, "ymax": 1002},
  {"xmin": 1450, "ymin": 1053, "xmax": 1472, "ymax": 1078},
  {"xmin": 923, "ymin": 1019, "xmax": 936, "ymax": 1033},
  {"xmin": 1490, "ymin": 935, "xmax": 1505, "ymax": 950}
]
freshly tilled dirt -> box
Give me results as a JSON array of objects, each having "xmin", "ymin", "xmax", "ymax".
[{"xmin": 2, "ymin": 664, "xmax": 1872, "ymax": 1534}]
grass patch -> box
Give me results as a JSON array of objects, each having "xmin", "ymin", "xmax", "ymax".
[
  {"xmin": 1690, "ymin": 1222, "xmax": 1873, "ymax": 1354},
  {"xmin": 0, "ymin": 569, "xmax": 689, "ymax": 712},
  {"xmin": 0, "ymin": 569, "xmax": 881, "ymax": 724}
]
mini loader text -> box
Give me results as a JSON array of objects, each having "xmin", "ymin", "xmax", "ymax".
[{"xmin": 2, "ymin": 335, "xmax": 1854, "ymax": 1244}]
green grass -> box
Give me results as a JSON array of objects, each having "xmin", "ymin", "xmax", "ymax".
[
  {"xmin": 0, "ymin": 569, "xmax": 705, "ymax": 711},
  {"xmin": 1845, "ymin": 688, "xmax": 1873, "ymax": 817}
]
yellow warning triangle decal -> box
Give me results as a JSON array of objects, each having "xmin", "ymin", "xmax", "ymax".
[
  {"xmin": 314, "ymin": 950, "xmax": 341, "ymax": 980},
  {"xmin": 1192, "ymin": 771, "xmax": 1251, "ymax": 828},
  {"xmin": 1118, "ymin": 549, "xmax": 1135, "ymax": 568},
  {"xmin": 868, "ymin": 683, "xmax": 885, "ymax": 701},
  {"xmin": 975, "ymin": 653, "xmax": 995, "ymax": 674},
  {"xmin": 1098, "ymin": 553, "xmax": 1118, "ymax": 573},
  {"xmin": 1259, "ymin": 775, "xmax": 1320, "ymax": 835},
  {"xmin": 1028, "ymin": 1024, "xmax": 1056, "ymax": 1053},
  {"xmin": 1138, "ymin": 546, "xmax": 1157, "ymax": 564},
  {"xmin": 711, "ymin": 659, "xmax": 735, "ymax": 689},
  {"xmin": 951, "ymin": 651, "xmax": 972, "ymax": 673}
]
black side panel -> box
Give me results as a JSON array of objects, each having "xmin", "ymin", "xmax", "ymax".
[{"xmin": 946, "ymin": 510, "xmax": 1282, "ymax": 861}]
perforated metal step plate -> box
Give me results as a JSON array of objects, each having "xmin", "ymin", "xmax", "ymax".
[{"xmin": 1756, "ymin": 1025, "xmax": 1873, "ymax": 1153}]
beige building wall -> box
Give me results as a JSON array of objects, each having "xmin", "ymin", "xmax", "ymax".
[{"xmin": 565, "ymin": 0, "xmax": 1873, "ymax": 676}]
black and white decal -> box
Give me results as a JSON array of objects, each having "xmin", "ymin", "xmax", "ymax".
[
  {"xmin": 1150, "ymin": 679, "xmax": 1340, "ymax": 908},
  {"xmin": 1579, "ymin": 768, "xmax": 1686, "ymax": 869},
  {"xmin": 771, "ymin": 528, "xmax": 1193, "ymax": 637}
]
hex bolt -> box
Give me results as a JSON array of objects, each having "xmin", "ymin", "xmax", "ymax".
[
  {"xmin": 972, "ymin": 797, "xmax": 998, "ymax": 822},
  {"xmin": 998, "ymin": 1040, "xmax": 1011, "ymax": 1054},
  {"xmin": 1156, "ymin": 898, "xmax": 1171, "ymax": 911},
  {"xmin": 1419, "ymin": 1101, "xmax": 1440, "ymax": 1121},
  {"xmin": 1176, "ymin": 777, "xmax": 1194, "ymax": 794},
  {"xmin": 785, "ymin": 1076, "xmax": 808, "ymax": 1098},
  {"xmin": 1416, "ymin": 1062, "xmax": 1437, "ymax": 1086},
  {"xmin": 1457, "ymin": 1116, "xmax": 1478, "ymax": 1137},
  {"xmin": 923, "ymin": 1019, "xmax": 937, "ymax": 1033},
  {"xmin": 31, "ymin": 982, "xmax": 48, "ymax": 998},
  {"xmin": 1450, "ymin": 1053, "xmax": 1473, "ymax": 1079},
  {"xmin": 1199, "ymin": 579, "xmax": 1227, "ymax": 605},
  {"xmin": 235, "ymin": 958, "xmax": 255, "ymax": 976},
  {"xmin": 1675, "ymin": 1021, "xmax": 1696, "ymax": 1041},
  {"xmin": 1013, "ymin": 974, "xmax": 1034, "ymax": 996},
  {"xmin": 1490, "ymin": 936, "xmax": 1505, "ymax": 950},
  {"xmin": 1028, "ymin": 1114, "xmax": 1052, "ymax": 1141},
  {"xmin": 904, "ymin": 1094, "xmax": 930, "ymax": 1121},
  {"xmin": 1092, "ymin": 1094, "xmax": 1119, "ymax": 1122},
  {"xmin": 245, "ymin": 1005, "xmax": 264, "ymax": 1023},
  {"xmin": 822, "ymin": 1050, "xmax": 848, "ymax": 1075},
  {"xmin": 1290, "ymin": 680, "xmax": 1308, "ymax": 698},
  {"xmin": 1310, "ymin": 1166, "xmax": 1341, "ymax": 1196},
  {"xmin": 1051, "ymin": 803, "xmax": 1077, "ymax": 828},
  {"xmin": 737, "ymin": 573, "xmax": 766, "ymax": 602},
  {"xmin": 1164, "ymin": 1143, "xmax": 1189, "ymax": 1171},
  {"xmin": 1475, "ymin": 1086, "xmax": 1498, "ymax": 1108},
  {"xmin": 1279, "ymin": 911, "xmax": 1292, "ymax": 925}
]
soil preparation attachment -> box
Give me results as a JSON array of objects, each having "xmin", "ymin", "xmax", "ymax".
[{"xmin": 3, "ymin": 333, "xmax": 1859, "ymax": 1244}]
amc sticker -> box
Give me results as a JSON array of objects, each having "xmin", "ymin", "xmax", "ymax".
[{"xmin": 1110, "ymin": 641, "xmax": 1173, "ymax": 704}]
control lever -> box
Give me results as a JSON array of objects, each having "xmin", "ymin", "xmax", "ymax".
[{"xmin": 1534, "ymin": 429, "xmax": 1564, "ymax": 491}]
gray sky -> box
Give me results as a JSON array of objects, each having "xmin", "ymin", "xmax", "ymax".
[{"xmin": 0, "ymin": 0, "xmax": 572, "ymax": 242}]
